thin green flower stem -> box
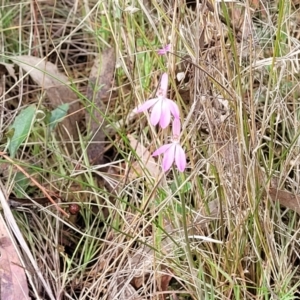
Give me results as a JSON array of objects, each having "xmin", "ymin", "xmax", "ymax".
[{"xmin": 174, "ymin": 170, "xmax": 194, "ymax": 271}]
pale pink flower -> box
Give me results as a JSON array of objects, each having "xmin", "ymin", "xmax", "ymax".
[
  {"xmin": 152, "ymin": 119, "xmax": 186, "ymax": 172},
  {"xmin": 157, "ymin": 44, "xmax": 171, "ymax": 55},
  {"xmin": 133, "ymin": 73, "xmax": 180, "ymax": 129}
]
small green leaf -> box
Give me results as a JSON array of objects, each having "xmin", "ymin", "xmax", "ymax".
[
  {"xmin": 9, "ymin": 105, "xmax": 36, "ymax": 158},
  {"xmin": 13, "ymin": 172, "xmax": 30, "ymax": 198},
  {"xmin": 170, "ymin": 181, "xmax": 192, "ymax": 194},
  {"xmin": 49, "ymin": 103, "xmax": 69, "ymax": 130}
]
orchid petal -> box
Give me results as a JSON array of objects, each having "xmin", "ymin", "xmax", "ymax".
[
  {"xmin": 133, "ymin": 98, "xmax": 158, "ymax": 113},
  {"xmin": 167, "ymin": 99, "xmax": 180, "ymax": 119},
  {"xmin": 152, "ymin": 143, "xmax": 172, "ymax": 156},
  {"xmin": 150, "ymin": 100, "xmax": 163, "ymax": 126},
  {"xmin": 158, "ymin": 73, "xmax": 168, "ymax": 98},
  {"xmin": 174, "ymin": 144, "xmax": 186, "ymax": 172},
  {"xmin": 159, "ymin": 100, "xmax": 171, "ymax": 128},
  {"xmin": 157, "ymin": 44, "xmax": 171, "ymax": 55},
  {"xmin": 172, "ymin": 118, "xmax": 181, "ymax": 137},
  {"xmin": 162, "ymin": 144, "xmax": 175, "ymax": 172}
]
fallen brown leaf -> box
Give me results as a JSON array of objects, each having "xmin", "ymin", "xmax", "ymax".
[
  {"xmin": 86, "ymin": 48, "xmax": 115, "ymax": 166},
  {"xmin": 0, "ymin": 214, "xmax": 30, "ymax": 300},
  {"xmin": 268, "ymin": 187, "xmax": 300, "ymax": 214},
  {"xmin": 11, "ymin": 55, "xmax": 68, "ymax": 86},
  {"xmin": 160, "ymin": 271, "xmax": 173, "ymax": 300}
]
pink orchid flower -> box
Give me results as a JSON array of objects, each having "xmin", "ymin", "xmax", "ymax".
[
  {"xmin": 133, "ymin": 73, "xmax": 180, "ymax": 129},
  {"xmin": 157, "ymin": 44, "xmax": 171, "ymax": 55},
  {"xmin": 152, "ymin": 118, "xmax": 186, "ymax": 172}
]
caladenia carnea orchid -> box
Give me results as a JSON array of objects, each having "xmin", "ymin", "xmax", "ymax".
[
  {"xmin": 152, "ymin": 118, "xmax": 186, "ymax": 172},
  {"xmin": 133, "ymin": 45, "xmax": 187, "ymax": 172},
  {"xmin": 157, "ymin": 43, "xmax": 171, "ymax": 55},
  {"xmin": 133, "ymin": 73, "xmax": 180, "ymax": 129}
]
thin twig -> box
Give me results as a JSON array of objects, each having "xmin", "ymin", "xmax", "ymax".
[{"xmin": 0, "ymin": 152, "xmax": 69, "ymax": 218}]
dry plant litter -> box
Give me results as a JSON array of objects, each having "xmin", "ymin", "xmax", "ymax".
[{"xmin": 1, "ymin": 0, "xmax": 300, "ymax": 299}]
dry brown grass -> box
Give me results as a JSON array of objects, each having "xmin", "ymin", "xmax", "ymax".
[{"xmin": 1, "ymin": 0, "xmax": 300, "ymax": 299}]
